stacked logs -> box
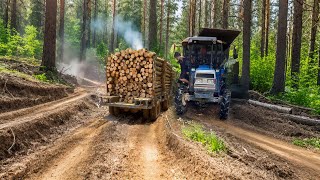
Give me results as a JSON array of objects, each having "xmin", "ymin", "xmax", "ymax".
[{"xmin": 106, "ymin": 48, "xmax": 173, "ymax": 103}]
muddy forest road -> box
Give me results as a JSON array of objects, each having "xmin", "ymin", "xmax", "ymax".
[{"xmin": 1, "ymin": 89, "xmax": 320, "ymax": 179}]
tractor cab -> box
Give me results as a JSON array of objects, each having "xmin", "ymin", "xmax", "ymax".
[
  {"xmin": 175, "ymin": 28, "xmax": 240, "ymax": 119},
  {"xmin": 182, "ymin": 36, "xmax": 228, "ymax": 100}
]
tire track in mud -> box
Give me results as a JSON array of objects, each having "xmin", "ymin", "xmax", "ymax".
[
  {"xmin": 192, "ymin": 115, "xmax": 320, "ymax": 173},
  {"xmin": 0, "ymin": 90, "xmax": 89, "ymax": 129},
  {"xmin": 26, "ymin": 119, "xmax": 110, "ymax": 180}
]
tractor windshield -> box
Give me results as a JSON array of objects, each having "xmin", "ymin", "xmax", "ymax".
[{"xmin": 184, "ymin": 41, "xmax": 226, "ymax": 69}]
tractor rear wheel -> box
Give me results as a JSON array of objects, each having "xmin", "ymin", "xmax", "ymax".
[
  {"xmin": 175, "ymin": 89, "xmax": 187, "ymax": 115},
  {"xmin": 220, "ymin": 90, "xmax": 231, "ymax": 120}
]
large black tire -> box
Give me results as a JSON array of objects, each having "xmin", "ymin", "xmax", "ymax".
[
  {"xmin": 220, "ymin": 90, "xmax": 231, "ymax": 120},
  {"xmin": 109, "ymin": 107, "xmax": 120, "ymax": 116},
  {"xmin": 175, "ymin": 89, "xmax": 187, "ymax": 115},
  {"xmin": 149, "ymin": 101, "xmax": 161, "ymax": 121}
]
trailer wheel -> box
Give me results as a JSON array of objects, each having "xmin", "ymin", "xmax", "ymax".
[
  {"xmin": 220, "ymin": 90, "xmax": 231, "ymax": 120},
  {"xmin": 109, "ymin": 107, "xmax": 120, "ymax": 116},
  {"xmin": 162, "ymin": 99, "xmax": 169, "ymax": 111},
  {"xmin": 149, "ymin": 101, "xmax": 160, "ymax": 121},
  {"xmin": 143, "ymin": 109, "xmax": 149, "ymax": 120},
  {"xmin": 109, "ymin": 107, "xmax": 114, "ymax": 115}
]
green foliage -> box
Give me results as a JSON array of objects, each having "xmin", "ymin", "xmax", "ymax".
[
  {"xmin": 182, "ymin": 123, "xmax": 226, "ymax": 153},
  {"xmin": 293, "ymin": 138, "xmax": 320, "ymax": 149},
  {"xmin": 33, "ymin": 73, "xmax": 48, "ymax": 82},
  {"xmin": 96, "ymin": 42, "xmax": 109, "ymax": 61},
  {"xmin": 0, "ymin": 21, "xmax": 42, "ymax": 59}
]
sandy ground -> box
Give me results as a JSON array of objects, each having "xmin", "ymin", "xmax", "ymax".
[{"xmin": 0, "ymin": 89, "xmax": 320, "ymax": 179}]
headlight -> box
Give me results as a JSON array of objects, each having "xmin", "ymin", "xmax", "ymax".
[
  {"xmin": 207, "ymin": 79, "xmax": 214, "ymax": 84},
  {"xmin": 195, "ymin": 78, "xmax": 203, "ymax": 83}
]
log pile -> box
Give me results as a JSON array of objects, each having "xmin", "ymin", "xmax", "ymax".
[{"xmin": 106, "ymin": 48, "xmax": 173, "ymax": 103}]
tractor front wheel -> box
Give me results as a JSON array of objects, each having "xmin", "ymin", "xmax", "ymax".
[
  {"xmin": 220, "ymin": 90, "xmax": 231, "ymax": 120},
  {"xmin": 175, "ymin": 89, "xmax": 187, "ymax": 115}
]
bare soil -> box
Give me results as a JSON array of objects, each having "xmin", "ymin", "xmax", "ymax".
[
  {"xmin": 0, "ymin": 90, "xmax": 97, "ymax": 162},
  {"xmin": 0, "ymin": 88, "xmax": 319, "ymax": 179},
  {"xmin": 0, "ymin": 74, "xmax": 73, "ymax": 113}
]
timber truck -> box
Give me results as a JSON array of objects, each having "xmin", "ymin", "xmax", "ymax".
[
  {"xmin": 174, "ymin": 28, "xmax": 241, "ymax": 119},
  {"xmin": 102, "ymin": 49, "xmax": 174, "ymax": 121}
]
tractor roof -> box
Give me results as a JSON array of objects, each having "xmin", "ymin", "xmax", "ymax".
[
  {"xmin": 182, "ymin": 28, "xmax": 241, "ymax": 46},
  {"xmin": 199, "ymin": 28, "xmax": 241, "ymax": 44}
]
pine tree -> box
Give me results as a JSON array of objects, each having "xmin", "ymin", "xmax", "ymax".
[
  {"xmin": 291, "ymin": 0, "xmax": 303, "ymax": 82},
  {"xmin": 159, "ymin": 0, "xmax": 164, "ymax": 51},
  {"xmin": 42, "ymin": 0, "xmax": 57, "ymax": 70},
  {"xmin": 10, "ymin": 0, "xmax": 17, "ymax": 31},
  {"xmin": 265, "ymin": 0, "xmax": 270, "ymax": 56},
  {"xmin": 222, "ymin": 0, "xmax": 229, "ymax": 29},
  {"xmin": 58, "ymin": 0, "xmax": 65, "ymax": 62},
  {"xmin": 148, "ymin": 0, "xmax": 157, "ymax": 50},
  {"xmin": 271, "ymin": 0, "xmax": 289, "ymax": 94},
  {"xmin": 4, "ymin": 0, "xmax": 9, "ymax": 28},
  {"xmin": 93, "ymin": 0, "xmax": 98, "ymax": 48},
  {"xmin": 261, "ymin": 0, "xmax": 266, "ymax": 57},
  {"xmin": 110, "ymin": 0, "xmax": 116, "ymax": 52},
  {"xmin": 309, "ymin": 0, "xmax": 319, "ymax": 59},
  {"xmin": 241, "ymin": 0, "xmax": 252, "ymax": 93},
  {"xmin": 165, "ymin": 0, "xmax": 171, "ymax": 59}
]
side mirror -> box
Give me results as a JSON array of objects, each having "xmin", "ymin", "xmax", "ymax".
[{"xmin": 233, "ymin": 47, "xmax": 238, "ymax": 59}]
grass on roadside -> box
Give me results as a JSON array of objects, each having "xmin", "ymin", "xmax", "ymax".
[
  {"xmin": 0, "ymin": 65, "xmax": 38, "ymax": 82},
  {"xmin": 293, "ymin": 138, "xmax": 320, "ymax": 149},
  {"xmin": 182, "ymin": 123, "xmax": 226, "ymax": 153}
]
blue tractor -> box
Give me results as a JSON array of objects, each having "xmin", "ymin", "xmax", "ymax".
[{"xmin": 175, "ymin": 28, "xmax": 241, "ymax": 119}]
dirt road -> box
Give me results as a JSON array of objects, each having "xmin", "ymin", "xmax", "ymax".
[
  {"xmin": 1, "ymin": 96, "xmax": 320, "ymax": 179},
  {"xmin": 0, "ymin": 89, "xmax": 88, "ymax": 128}
]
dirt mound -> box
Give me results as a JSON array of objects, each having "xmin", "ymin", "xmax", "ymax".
[
  {"xmin": 229, "ymin": 103, "xmax": 320, "ymax": 140},
  {"xmin": 0, "ymin": 96, "xmax": 95, "ymax": 161},
  {"xmin": 0, "ymin": 74, "xmax": 73, "ymax": 113}
]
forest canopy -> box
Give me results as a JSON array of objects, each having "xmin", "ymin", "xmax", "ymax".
[{"xmin": 0, "ymin": 0, "xmax": 319, "ymax": 113}]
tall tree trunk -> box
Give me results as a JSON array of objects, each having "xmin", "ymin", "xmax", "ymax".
[
  {"xmin": 4, "ymin": 0, "xmax": 9, "ymax": 28},
  {"xmin": 222, "ymin": 0, "xmax": 229, "ymax": 29},
  {"xmin": 241, "ymin": 0, "xmax": 251, "ymax": 93},
  {"xmin": 143, "ymin": 0, "xmax": 147, "ymax": 46},
  {"xmin": 199, "ymin": 0, "xmax": 202, "ymax": 32},
  {"xmin": 148, "ymin": 0, "xmax": 157, "ymax": 50},
  {"xmin": 204, "ymin": 0, "xmax": 208, "ymax": 27},
  {"xmin": 318, "ymin": 47, "xmax": 320, "ymax": 85},
  {"xmin": 58, "ymin": 0, "xmax": 65, "ymax": 62},
  {"xmin": 261, "ymin": 0, "xmax": 266, "ymax": 58},
  {"xmin": 10, "ymin": 0, "xmax": 17, "ymax": 31},
  {"xmin": 192, "ymin": 0, "xmax": 196, "ymax": 36},
  {"xmin": 309, "ymin": 0, "xmax": 319, "ymax": 59},
  {"xmin": 165, "ymin": 0, "xmax": 171, "ymax": 59},
  {"xmin": 265, "ymin": 0, "xmax": 270, "ymax": 56},
  {"xmin": 238, "ymin": 0, "xmax": 244, "ymax": 29},
  {"xmin": 87, "ymin": 0, "xmax": 91, "ymax": 48},
  {"xmin": 110, "ymin": 0, "xmax": 116, "ymax": 53},
  {"xmin": 189, "ymin": 0, "xmax": 192, "ymax": 36},
  {"xmin": 291, "ymin": 0, "xmax": 303, "ymax": 82},
  {"xmin": 159, "ymin": 0, "xmax": 164, "ymax": 51},
  {"xmin": 42, "ymin": 0, "xmax": 57, "ymax": 70},
  {"xmin": 104, "ymin": 0, "xmax": 108, "ymax": 45},
  {"xmin": 80, "ymin": 0, "xmax": 90, "ymax": 61},
  {"xmin": 211, "ymin": 0, "xmax": 215, "ymax": 28},
  {"xmin": 93, "ymin": 0, "xmax": 97, "ymax": 48},
  {"xmin": 271, "ymin": 0, "xmax": 288, "ymax": 94}
]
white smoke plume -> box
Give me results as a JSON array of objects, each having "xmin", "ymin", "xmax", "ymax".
[{"xmin": 114, "ymin": 16, "xmax": 143, "ymax": 50}]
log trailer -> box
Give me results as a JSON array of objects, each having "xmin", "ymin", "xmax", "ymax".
[{"xmin": 102, "ymin": 49, "xmax": 174, "ymax": 121}]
